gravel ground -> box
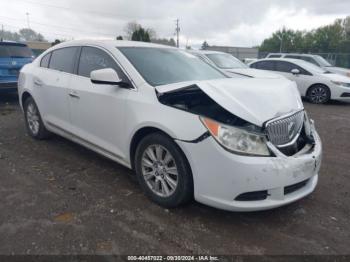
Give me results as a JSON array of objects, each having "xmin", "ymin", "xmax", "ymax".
[{"xmin": 0, "ymin": 92, "xmax": 349, "ymax": 255}]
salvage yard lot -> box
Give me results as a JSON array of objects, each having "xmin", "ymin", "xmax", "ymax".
[{"xmin": 0, "ymin": 93, "xmax": 349, "ymax": 255}]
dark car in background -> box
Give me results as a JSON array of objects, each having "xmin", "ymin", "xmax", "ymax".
[{"xmin": 0, "ymin": 41, "xmax": 34, "ymax": 92}]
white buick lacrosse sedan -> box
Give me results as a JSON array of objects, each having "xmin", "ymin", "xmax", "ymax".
[{"xmin": 18, "ymin": 40, "xmax": 322, "ymax": 211}]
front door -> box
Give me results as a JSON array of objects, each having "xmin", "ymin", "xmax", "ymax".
[{"xmin": 68, "ymin": 46, "xmax": 131, "ymax": 160}]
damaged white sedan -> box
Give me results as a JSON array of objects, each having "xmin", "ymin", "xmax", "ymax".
[{"xmin": 18, "ymin": 40, "xmax": 322, "ymax": 211}]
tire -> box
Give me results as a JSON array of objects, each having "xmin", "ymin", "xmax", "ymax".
[
  {"xmin": 134, "ymin": 132, "xmax": 193, "ymax": 208},
  {"xmin": 307, "ymin": 85, "xmax": 331, "ymax": 104},
  {"xmin": 23, "ymin": 97, "xmax": 51, "ymax": 140}
]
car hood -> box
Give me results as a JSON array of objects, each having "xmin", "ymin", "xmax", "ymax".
[
  {"xmin": 321, "ymin": 72, "xmax": 350, "ymax": 82},
  {"xmin": 224, "ymin": 68, "xmax": 284, "ymax": 79},
  {"xmin": 156, "ymin": 78, "xmax": 303, "ymax": 127},
  {"xmin": 325, "ymin": 66, "xmax": 350, "ymax": 76}
]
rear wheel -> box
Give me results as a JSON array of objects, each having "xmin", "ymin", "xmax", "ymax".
[
  {"xmin": 307, "ymin": 85, "xmax": 330, "ymax": 104},
  {"xmin": 24, "ymin": 97, "xmax": 51, "ymax": 139},
  {"xmin": 134, "ymin": 133, "xmax": 193, "ymax": 208}
]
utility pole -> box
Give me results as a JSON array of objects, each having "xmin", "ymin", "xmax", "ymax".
[
  {"xmin": 175, "ymin": 19, "xmax": 180, "ymax": 48},
  {"xmin": 26, "ymin": 12, "xmax": 30, "ymax": 29}
]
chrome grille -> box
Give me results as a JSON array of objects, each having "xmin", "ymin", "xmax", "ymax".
[{"xmin": 265, "ymin": 111, "xmax": 304, "ymax": 146}]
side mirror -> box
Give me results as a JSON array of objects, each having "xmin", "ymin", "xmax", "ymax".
[
  {"xmin": 291, "ymin": 68, "xmax": 300, "ymax": 75},
  {"xmin": 90, "ymin": 68, "xmax": 130, "ymax": 88}
]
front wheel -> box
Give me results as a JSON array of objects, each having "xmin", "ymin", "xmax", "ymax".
[
  {"xmin": 134, "ymin": 133, "xmax": 193, "ymax": 208},
  {"xmin": 307, "ymin": 85, "xmax": 331, "ymax": 104}
]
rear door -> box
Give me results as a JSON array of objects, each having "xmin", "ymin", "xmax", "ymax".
[{"xmin": 34, "ymin": 47, "xmax": 79, "ymax": 132}]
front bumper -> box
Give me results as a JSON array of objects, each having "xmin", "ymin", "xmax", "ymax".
[
  {"xmin": 331, "ymin": 84, "xmax": 350, "ymax": 101},
  {"xmin": 176, "ymin": 125, "xmax": 322, "ymax": 212}
]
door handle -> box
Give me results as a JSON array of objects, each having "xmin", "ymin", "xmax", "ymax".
[
  {"xmin": 69, "ymin": 91, "xmax": 80, "ymax": 99},
  {"xmin": 34, "ymin": 79, "xmax": 43, "ymax": 87}
]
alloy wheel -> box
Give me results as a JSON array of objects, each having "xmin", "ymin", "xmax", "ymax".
[
  {"xmin": 141, "ymin": 144, "xmax": 178, "ymax": 197},
  {"xmin": 309, "ymin": 86, "xmax": 328, "ymax": 104},
  {"xmin": 26, "ymin": 102, "xmax": 40, "ymax": 135}
]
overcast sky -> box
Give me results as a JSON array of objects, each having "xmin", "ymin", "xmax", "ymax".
[{"xmin": 0, "ymin": 0, "xmax": 349, "ymax": 48}]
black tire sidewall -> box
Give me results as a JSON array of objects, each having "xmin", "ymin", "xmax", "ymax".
[
  {"xmin": 134, "ymin": 133, "xmax": 193, "ymax": 208},
  {"xmin": 307, "ymin": 85, "xmax": 331, "ymax": 104}
]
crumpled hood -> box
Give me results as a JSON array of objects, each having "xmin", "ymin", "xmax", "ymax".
[
  {"xmin": 225, "ymin": 68, "xmax": 284, "ymax": 79},
  {"xmin": 156, "ymin": 78, "xmax": 303, "ymax": 127}
]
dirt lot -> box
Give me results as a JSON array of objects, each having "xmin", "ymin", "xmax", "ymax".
[{"xmin": 0, "ymin": 92, "xmax": 349, "ymax": 256}]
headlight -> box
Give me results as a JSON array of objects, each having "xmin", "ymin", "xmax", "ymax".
[
  {"xmin": 331, "ymin": 80, "xmax": 350, "ymax": 88},
  {"xmin": 200, "ymin": 117, "xmax": 270, "ymax": 156}
]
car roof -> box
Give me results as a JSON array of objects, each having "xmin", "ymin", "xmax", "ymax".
[
  {"xmin": 51, "ymin": 39, "xmax": 175, "ymax": 51},
  {"xmin": 254, "ymin": 58, "xmax": 308, "ymax": 65},
  {"xmin": 268, "ymin": 53, "xmax": 314, "ymax": 57}
]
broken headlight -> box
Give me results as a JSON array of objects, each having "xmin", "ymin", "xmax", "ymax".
[{"xmin": 200, "ymin": 117, "xmax": 270, "ymax": 156}]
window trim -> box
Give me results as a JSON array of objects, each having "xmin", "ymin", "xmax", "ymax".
[
  {"xmin": 75, "ymin": 45, "xmax": 136, "ymax": 90},
  {"xmin": 47, "ymin": 46, "xmax": 80, "ymax": 75}
]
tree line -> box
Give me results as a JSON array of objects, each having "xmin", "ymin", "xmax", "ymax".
[{"xmin": 259, "ymin": 16, "xmax": 350, "ymax": 54}]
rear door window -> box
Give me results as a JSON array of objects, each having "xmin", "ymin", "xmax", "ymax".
[
  {"xmin": 251, "ymin": 61, "xmax": 275, "ymax": 70},
  {"xmin": 49, "ymin": 47, "xmax": 79, "ymax": 74},
  {"xmin": 40, "ymin": 52, "xmax": 51, "ymax": 68}
]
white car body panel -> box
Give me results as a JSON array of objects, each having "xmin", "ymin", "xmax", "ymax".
[{"xmin": 18, "ymin": 40, "xmax": 322, "ymax": 211}]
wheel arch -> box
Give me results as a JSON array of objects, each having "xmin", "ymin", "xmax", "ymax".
[
  {"xmin": 129, "ymin": 126, "xmax": 193, "ymax": 177},
  {"xmin": 21, "ymin": 91, "xmax": 33, "ymax": 110}
]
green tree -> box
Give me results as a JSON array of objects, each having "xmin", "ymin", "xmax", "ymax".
[
  {"xmin": 131, "ymin": 27, "xmax": 151, "ymax": 42},
  {"xmin": 201, "ymin": 41, "xmax": 209, "ymax": 50},
  {"xmin": 116, "ymin": 35, "xmax": 123, "ymax": 40},
  {"xmin": 151, "ymin": 38, "xmax": 176, "ymax": 46},
  {"xmin": 19, "ymin": 28, "xmax": 45, "ymax": 42},
  {"xmin": 259, "ymin": 16, "xmax": 350, "ymax": 54},
  {"xmin": 51, "ymin": 39, "xmax": 62, "ymax": 46}
]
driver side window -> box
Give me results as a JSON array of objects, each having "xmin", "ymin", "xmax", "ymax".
[{"xmin": 77, "ymin": 46, "xmax": 128, "ymax": 82}]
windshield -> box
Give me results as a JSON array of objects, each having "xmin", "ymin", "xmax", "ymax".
[
  {"xmin": 298, "ymin": 60, "xmax": 328, "ymax": 74},
  {"xmin": 206, "ymin": 53, "xmax": 247, "ymax": 69},
  {"xmin": 118, "ymin": 47, "xmax": 226, "ymax": 86},
  {"xmin": 314, "ymin": 55, "xmax": 332, "ymax": 67}
]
